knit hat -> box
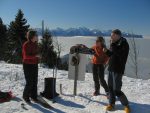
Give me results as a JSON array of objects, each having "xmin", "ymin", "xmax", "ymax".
[
  {"xmin": 96, "ymin": 36, "xmax": 105, "ymax": 43},
  {"xmin": 112, "ymin": 29, "xmax": 122, "ymax": 36},
  {"xmin": 27, "ymin": 30, "xmax": 37, "ymax": 41},
  {"xmin": 96, "ymin": 36, "xmax": 106, "ymax": 47}
]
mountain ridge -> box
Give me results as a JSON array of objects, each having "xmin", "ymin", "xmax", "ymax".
[{"xmin": 35, "ymin": 27, "xmax": 143, "ymax": 38}]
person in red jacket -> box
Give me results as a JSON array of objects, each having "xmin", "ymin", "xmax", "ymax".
[
  {"xmin": 91, "ymin": 36, "xmax": 109, "ymax": 96},
  {"xmin": 22, "ymin": 30, "xmax": 39, "ymax": 103}
]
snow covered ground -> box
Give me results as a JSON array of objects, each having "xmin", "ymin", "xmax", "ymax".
[{"xmin": 0, "ymin": 62, "xmax": 150, "ymax": 113}]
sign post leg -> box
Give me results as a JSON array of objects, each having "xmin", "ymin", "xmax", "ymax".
[{"xmin": 73, "ymin": 54, "xmax": 79, "ymax": 96}]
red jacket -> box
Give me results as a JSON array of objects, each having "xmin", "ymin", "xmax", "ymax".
[
  {"xmin": 92, "ymin": 45, "xmax": 109, "ymax": 64},
  {"xmin": 22, "ymin": 41, "xmax": 39, "ymax": 64}
]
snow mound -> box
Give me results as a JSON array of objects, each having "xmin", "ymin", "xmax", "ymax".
[{"xmin": 0, "ymin": 63, "xmax": 150, "ymax": 113}]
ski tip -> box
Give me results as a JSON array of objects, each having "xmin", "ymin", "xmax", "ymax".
[
  {"xmin": 44, "ymin": 105, "xmax": 54, "ymax": 110},
  {"xmin": 52, "ymin": 100, "xmax": 56, "ymax": 103}
]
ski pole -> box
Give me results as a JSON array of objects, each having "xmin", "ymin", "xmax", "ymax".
[
  {"xmin": 52, "ymin": 61, "xmax": 56, "ymax": 103},
  {"xmin": 52, "ymin": 56, "xmax": 58, "ymax": 103}
]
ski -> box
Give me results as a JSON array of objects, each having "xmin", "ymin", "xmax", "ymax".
[
  {"xmin": 20, "ymin": 98, "xmax": 33, "ymax": 111},
  {"xmin": 40, "ymin": 94, "xmax": 61, "ymax": 103},
  {"xmin": 21, "ymin": 103, "xmax": 29, "ymax": 110},
  {"xmin": 49, "ymin": 96, "xmax": 61, "ymax": 103},
  {"xmin": 21, "ymin": 96, "xmax": 53, "ymax": 110},
  {"xmin": 36, "ymin": 95, "xmax": 53, "ymax": 109}
]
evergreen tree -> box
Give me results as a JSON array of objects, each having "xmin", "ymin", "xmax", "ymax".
[
  {"xmin": 0, "ymin": 18, "xmax": 7, "ymax": 60},
  {"xmin": 59, "ymin": 61, "xmax": 68, "ymax": 71},
  {"xmin": 40, "ymin": 29, "xmax": 57, "ymax": 68},
  {"xmin": 7, "ymin": 9, "xmax": 30, "ymax": 63}
]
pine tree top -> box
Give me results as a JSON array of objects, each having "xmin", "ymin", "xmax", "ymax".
[{"xmin": 0, "ymin": 18, "xmax": 3, "ymax": 24}]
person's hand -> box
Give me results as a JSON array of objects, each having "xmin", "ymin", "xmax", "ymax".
[
  {"xmin": 104, "ymin": 64, "xmax": 108, "ymax": 69},
  {"xmin": 36, "ymin": 54, "xmax": 41, "ymax": 59},
  {"xmin": 103, "ymin": 48, "xmax": 108, "ymax": 53},
  {"xmin": 90, "ymin": 49, "xmax": 95, "ymax": 55}
]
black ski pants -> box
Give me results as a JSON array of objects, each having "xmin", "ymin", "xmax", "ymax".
[
  {"xmin": 92, "ymin": 64, "xmax": 109, "ymax": 93},
  {"xmin": 23, "ymin": 63, "xmax": 38, "ymax": 99},
  {"xmin": 108, "ymin": 71, "xmax": 129, "ymax": 106}
]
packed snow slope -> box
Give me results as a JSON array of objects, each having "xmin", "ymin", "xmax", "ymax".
[{"xmin": 0, "ymin": 62, "xmax": 150, "ymax": 113}]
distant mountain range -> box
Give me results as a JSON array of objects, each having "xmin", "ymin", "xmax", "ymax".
[{"xmin": 35, "ymin": 27, "xmax": 143, "ymax": 38}]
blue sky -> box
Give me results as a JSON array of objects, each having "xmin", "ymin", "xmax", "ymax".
[{"xmin": 0, "ymin": 0, "xmax": 150, "ymax": 35}]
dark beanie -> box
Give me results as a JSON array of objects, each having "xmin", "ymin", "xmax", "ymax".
[
  {"xmin": 112, "ymin": 29, "xmax": 122, "ymax": 36},
  {"xmin": 27, "ymin": 30, "xmax": 37, "ymax": 41}
]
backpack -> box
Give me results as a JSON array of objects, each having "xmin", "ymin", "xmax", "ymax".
[{"xmin": 0, "ymin": 91, "xmax": 14, "ymax": 103}]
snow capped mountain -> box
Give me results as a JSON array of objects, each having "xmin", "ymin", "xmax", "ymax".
[{"xmin": 35, "ymin": 27, "xmax": 143, "ymax": 38}]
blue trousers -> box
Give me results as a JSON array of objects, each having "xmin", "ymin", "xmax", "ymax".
[{"xmin": 108, "ymin": 72, "xmax": 129, "ymax": 106}]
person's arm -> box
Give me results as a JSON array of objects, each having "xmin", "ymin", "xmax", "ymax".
[
  {"xmin": 104, "ymin": 55, "xmax": 109, "ymax": 64},
  {"xmin": 84, "ymin": 46, "xmax": 95, "ymax": 55},
  {"xmin": 103, "ymin": 41, "xmax": 129, "ymax": 59},
  {"xmin": 89, "ymin": 48, "xmax": 96, "ymax": 55},
  {"xmin": 103, "ymin": 48, "xmax": 113, "ymax": 57},
  {"xmin": 102, "ymin": 54, "xmax": 109, "ymax": 68}
]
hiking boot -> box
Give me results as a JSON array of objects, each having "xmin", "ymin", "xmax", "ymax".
[
  {"xmin": 93, "ymin": 91, "xmax": 100, "ymax": 96},
  {"xmin": 31, "ymin": 98, "xmax": 39, "ymax": 103},
  {"xmin": 55, "ymin": 92, "xmax": 59, "ymax": 97},
  {"xmin": 106, "ymin": 104, "xmax": 115, "ymax": 111},
  {"xmin": 23, "ymin": 97, "xmax": 31, "ymax": 104},
  {"xmin": 106, "ymin": 92, "xmax": 110, "ymax": 99},
  {"xmin": 124, "ymin": 105, "xmax": 130, "ymax": 113}
]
